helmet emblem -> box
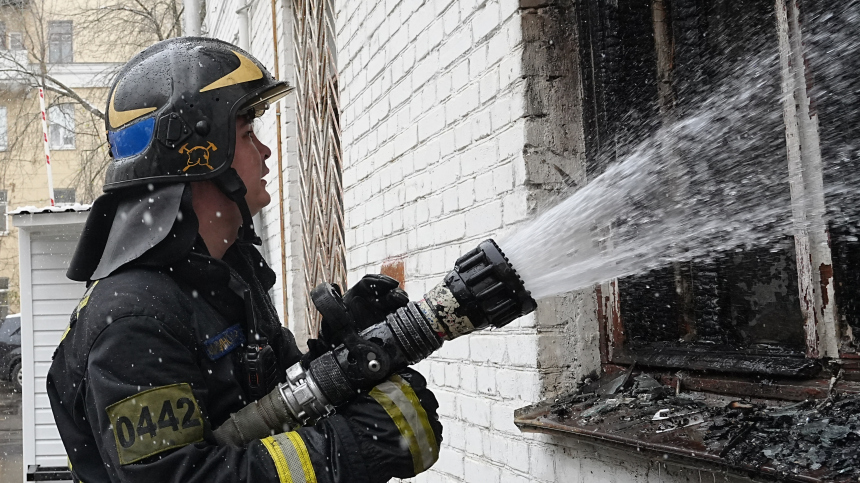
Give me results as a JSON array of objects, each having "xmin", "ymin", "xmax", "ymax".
[{"xmin": 179, "ymin": 142, "xmax": 218, "ymax": 172}]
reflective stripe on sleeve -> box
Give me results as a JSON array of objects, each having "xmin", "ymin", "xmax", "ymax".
[
  {"xmin": 261, "ymin": 432, "xmax": 317, "ymax": 483},
  {"xmin": 370, "ymin": 375, "xmax": 439, "ymax": 473}
]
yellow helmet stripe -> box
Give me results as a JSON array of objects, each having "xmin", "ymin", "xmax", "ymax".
[
  {"xmin": 199, "ymin": 51, "xmax": 264, "ymax": 93},
  {"xmin": 108, "ymin": 90, "xmax": 156, "ymax": 129}
]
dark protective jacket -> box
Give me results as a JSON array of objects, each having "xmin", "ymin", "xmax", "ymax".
[{"xmin": 47, "ymin": 241, "xmax": 442, "ymax": 483}]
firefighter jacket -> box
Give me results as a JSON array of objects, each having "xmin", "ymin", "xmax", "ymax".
[{"xmin": 47, "ymin": 240, "xmax": 442, "ymax": 483}]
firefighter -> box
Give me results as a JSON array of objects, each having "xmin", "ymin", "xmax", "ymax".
[{"xmin": 46, "ymin": 37, "xmax": 442, "ymax": 483}]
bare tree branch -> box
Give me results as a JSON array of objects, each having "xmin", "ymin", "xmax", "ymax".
[{"xmin": 0, "ymin": 0, "xmax": 181, "ymax": 201}]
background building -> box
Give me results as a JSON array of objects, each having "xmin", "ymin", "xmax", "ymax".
[{"xmin": 0, "ymin": 0, "xmax": 180, "ymax": 319}]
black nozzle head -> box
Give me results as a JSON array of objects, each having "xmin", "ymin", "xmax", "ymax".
[{"xmin": 445, "ymin": 239, "xmax": 537, "ymax": 329}]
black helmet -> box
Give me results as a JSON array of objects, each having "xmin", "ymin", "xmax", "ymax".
[
  {"xmin": 105, "ymin": 37, "xmax": 290, "ymax": 188},
  {"xmin": 103, "ymin": 37, "xmax": 291, "ymax": 245}
]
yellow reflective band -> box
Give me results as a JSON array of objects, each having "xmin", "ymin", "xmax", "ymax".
[
  {"xmin": 261, "ymin": 437, "xmax": 292, "ymax": 483},
  {"xmin": 370, "ymin": 376, "xmax": 439, "ymax": 473},
  {"xmin": 59, "ymin": 325, "xmax": 71, "ymax": 342},
  {"xmin": 261, "ymin": 432, "xmax": 317, "ymax": 483},
  {"xmin": 76, "ymin": 280, "xmax": 99, "ymax": 316},
  {"xmin": 285, "ymin": 432, "xmax": 316, "ymax": 482},
  {"xmin": 390, "ymin": 375, "xmax": 439, "ymax": 464}
]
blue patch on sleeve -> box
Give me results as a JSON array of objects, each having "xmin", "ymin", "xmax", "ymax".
[{"xmin": 203, "ymin": 324, "xmax": 245, "ymax": 361}]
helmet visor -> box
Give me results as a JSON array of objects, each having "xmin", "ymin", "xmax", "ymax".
[
  {"xmin": 238, "ymin": 82, "xmax": 294, "ymax": 118},
  {"xmin": 108, "ymin": 117, "xmax": 156, "ymax": 158}
]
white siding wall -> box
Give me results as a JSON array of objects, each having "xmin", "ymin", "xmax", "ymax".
[{"xmin": 15, "ymin": 212, "xmax": 88, "ymax": 475}]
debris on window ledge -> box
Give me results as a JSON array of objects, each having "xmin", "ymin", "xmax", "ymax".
[{"xmin": 514, "ymin": 368, "xmax": 860, "ymax": 482}]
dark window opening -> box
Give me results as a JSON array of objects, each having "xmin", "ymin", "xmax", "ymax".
[{"xmin": 580, "ymin": 0, "xmax": 834, "ymax": 376}]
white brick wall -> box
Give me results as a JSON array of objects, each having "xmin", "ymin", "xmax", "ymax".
[{"xmin": 335, "ymin": 1, "xmax": 761, "ymax": 482}]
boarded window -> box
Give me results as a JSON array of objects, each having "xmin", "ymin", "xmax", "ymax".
[
  {"xmin": 48, "ymin": 20, "xmax": 73, "ymax": 63},
  {"xmin": 48, "ymin": 104, "xmax": 75, "ymax": 150}
]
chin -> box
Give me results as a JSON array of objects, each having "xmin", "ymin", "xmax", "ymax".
[{"xmin": 252, "ymin": 195, "xmax": 272, "ymax": 214}]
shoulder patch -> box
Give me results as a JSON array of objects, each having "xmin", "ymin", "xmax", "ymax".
[
  {"xmin": 75, "ymin": 280, "xmax": 99, "ymax": 317},
  {"xmin": 105, "ymin": 383, "xmax": 204, "ymax": 465},
  {"xmin": 203, "ymin": 324, "xmax": 245, "ymax": 361}
]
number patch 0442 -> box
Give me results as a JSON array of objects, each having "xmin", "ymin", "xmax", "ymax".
[{"xmin": 106, "ymin": 383, "xmax": 204, "ymax": 464}]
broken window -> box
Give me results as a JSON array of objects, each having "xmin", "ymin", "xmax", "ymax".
[
  {"xmin": 515, "ymin": 0, "xmax": 860, "ymax": 480},
  {"xmin": 577, "ymin": 0, "xmax": 852, "ymax": 376}
]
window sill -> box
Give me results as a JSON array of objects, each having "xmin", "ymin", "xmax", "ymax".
[{"xmin": 514, "ymin": 369, "xmax": 860, "ymax": 483}]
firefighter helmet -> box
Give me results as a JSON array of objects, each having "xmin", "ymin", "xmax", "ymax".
[{"xmin": 104, "ymin": 36, "xmax": 291, "ymax": 189}]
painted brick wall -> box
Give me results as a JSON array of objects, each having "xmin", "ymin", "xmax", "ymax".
[{"xmin": 334, "ymin": 1, "xmax": 758, "ymax": 482}]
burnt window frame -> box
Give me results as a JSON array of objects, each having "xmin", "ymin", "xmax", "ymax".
[{"xmin": 574, "ymin": 0, "xmax": 854, "ymax": 390}]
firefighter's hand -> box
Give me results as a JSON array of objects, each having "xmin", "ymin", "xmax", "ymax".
[
  {"xmin": 336, "ymin": 368, "xmax": 442, "ymax": 483},
  {"xmin": 306, "ymin": 275, "xmax": 408, "ymax": 366},
  {"xmin": 342, "ymin": 274, "xmax": 409, "ymax": 331}
]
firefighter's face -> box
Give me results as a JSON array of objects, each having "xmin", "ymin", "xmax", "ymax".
[{"xmin": 233, "ymin": 116, "xmax": 272, "ymax": 215}]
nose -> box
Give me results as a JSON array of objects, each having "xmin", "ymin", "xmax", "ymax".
[{"xmin": 256, "ymin": 137, "xmax": 272, "ymax": 175}]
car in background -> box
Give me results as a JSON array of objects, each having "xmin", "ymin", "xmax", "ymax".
[{"xmin": 0, "ymin": 314, "xmax": 21, "ymax": 391}]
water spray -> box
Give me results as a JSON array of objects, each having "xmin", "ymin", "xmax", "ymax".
[{"xmin": 214, "ymin": 239, "xmax": 536, "ymax": 443}]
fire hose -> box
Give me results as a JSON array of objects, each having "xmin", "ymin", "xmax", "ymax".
[{"xmin": 213, "ymin": 239, "xmax": 536, "ymax": 445}]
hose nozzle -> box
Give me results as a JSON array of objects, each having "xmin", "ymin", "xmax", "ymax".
[{"xmin": 215, "ymin": 239, "xmax": 537, "ymax": 437}]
